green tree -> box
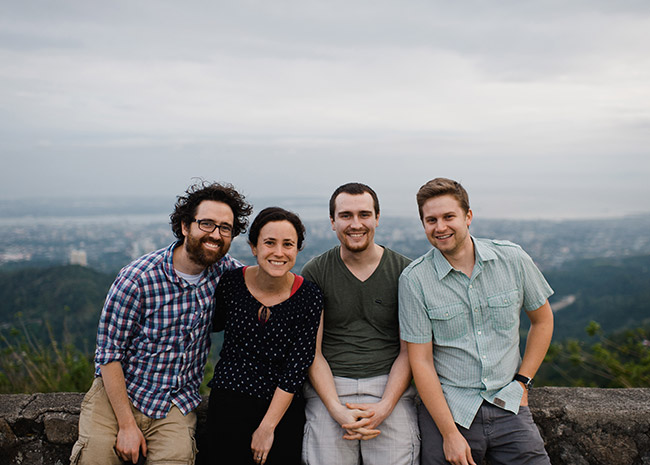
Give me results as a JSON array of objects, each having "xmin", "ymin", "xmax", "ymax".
[
  {"xmin": 545, "ymin": 321, "xmax": 650, "ymax": 388},
  {"xmin": 0, "ymin": 317, "xmax": 94, "ymax": 394}
]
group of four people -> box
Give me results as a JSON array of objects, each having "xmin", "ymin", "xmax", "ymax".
[{"xmin": 71, "ymin": 177, "xmax": 554, "ymax": 465}]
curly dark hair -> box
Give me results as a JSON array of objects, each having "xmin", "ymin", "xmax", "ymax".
[
  {"xmin": 170, "ymin": 180, "xmax": 253, "ymax": 241},
  {"xmin": 248, "ymin": 207, "xmax": 306, "ymax": 251}
]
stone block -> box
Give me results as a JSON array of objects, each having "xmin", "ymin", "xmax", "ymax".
[{"xmin": 1, "ymin": 388, "xmax": 650, "ymax": 464}]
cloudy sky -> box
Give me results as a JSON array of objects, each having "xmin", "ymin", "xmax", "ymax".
[{"xmin": 1, "ymin": 0, "xmax": 649, "ymax": 219}]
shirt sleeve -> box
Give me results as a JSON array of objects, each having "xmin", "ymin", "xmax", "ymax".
[
  {"xmin": 398, "ymin": 269, "xmax": 433, "ymax": 344},
  {"xmin": 517, "ymin": 249, "xmax": 554, "ymax": 312},
  {"xmin": 220, "ymin": 254, "xmax": 244, "ymax": 272},
  {"xmin": 300, "ymin": 258, "xmax": 318, "ymax": 286},
  {"xmin": 95, "ymin": 273, "xmax": 142, "ymax": 366},
  {"xmin": 277, "ymin": 285, "xmax": 323, "ymax": 393}
]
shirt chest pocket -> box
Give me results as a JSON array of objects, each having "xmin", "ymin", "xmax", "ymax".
[
  {"xmin": 487, "ymin": 289, "xmax": 521, "ymax": 330},
  {"xmin": 426, "ymin": 304, "xmax": 469, "ymax": 343}
]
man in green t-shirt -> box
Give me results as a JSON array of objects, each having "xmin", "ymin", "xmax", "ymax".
[{"xmin": 301, "ymin": 182, "xmax": 420, "ymax": 465}]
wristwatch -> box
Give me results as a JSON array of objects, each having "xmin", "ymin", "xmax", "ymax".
[{"xmin": 514, "ymin": 373, "xmax": 534, "ymax": 390}]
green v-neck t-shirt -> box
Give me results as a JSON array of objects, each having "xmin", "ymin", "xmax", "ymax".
[{"xmin": 301, "ymin": 246, "xmax": 411, "ymax": 378}]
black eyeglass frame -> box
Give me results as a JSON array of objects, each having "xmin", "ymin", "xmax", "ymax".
[{"xmin": 193, "ymin": 219, "xmax": 234, "ymax": 237}]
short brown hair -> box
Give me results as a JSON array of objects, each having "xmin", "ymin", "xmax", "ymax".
[
  {"xmin": 416, "ymin": 178, "xmax": 470, "ymax": 220},
  {"xmin": 329, "ymin": 182, "xmax": 380, "ymax": 219}
]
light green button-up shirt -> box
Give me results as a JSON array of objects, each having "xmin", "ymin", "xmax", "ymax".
[{"xmin": 398, "ymin": 237, "xmax": 553, "ymax": 429}]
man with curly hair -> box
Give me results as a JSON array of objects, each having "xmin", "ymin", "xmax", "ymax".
[{"xmin": 71, "ymin": 181, "xmax": 252, "ymax": 465}]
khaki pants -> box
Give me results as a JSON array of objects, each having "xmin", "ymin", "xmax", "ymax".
[{"xmin": 70, "ymin": 378, "xmax": 197, "ymax": 465}]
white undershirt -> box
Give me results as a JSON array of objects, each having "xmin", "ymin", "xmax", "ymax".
[{"xmin": 175, "ymin": 269, "xmax": 203, "ymax": 286}]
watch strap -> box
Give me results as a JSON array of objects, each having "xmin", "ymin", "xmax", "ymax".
[{"xmin": 514, "ymin": 373, "xmax": 534, "ymax": 389}]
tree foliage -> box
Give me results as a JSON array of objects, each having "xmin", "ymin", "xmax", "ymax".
[
  {"xmin": 0, "ymin": 265, "xmax": 113, "ymax": 352},
  {"xmin": 543, "ymin": 321, "xmax": 650, "ymax": 388},
  {"xmin": 0, "ymin": 316, "xmax": 94, "ymax": 393}
]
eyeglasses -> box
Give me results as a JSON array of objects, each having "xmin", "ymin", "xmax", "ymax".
[{"xmin": 193, "ymin": 219, "xmax": 234, "ymax": 237}]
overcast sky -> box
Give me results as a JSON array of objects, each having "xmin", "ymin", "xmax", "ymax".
[{"xmin": 1, "ymin": 1, "xmax": 649, "ymax": 219}]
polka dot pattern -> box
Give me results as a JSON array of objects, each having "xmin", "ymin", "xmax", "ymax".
[{"xmin": 209, "ymin": 268, "xmax": 323, "ymax": 401}]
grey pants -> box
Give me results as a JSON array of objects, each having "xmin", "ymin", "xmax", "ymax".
[
  {"xmin": 419, "ymin": 401, "xmax": 550, "ymax": 465},
  {"xmin": 302, "ymin": 374, "xmax": 420, "ymax": 465}
]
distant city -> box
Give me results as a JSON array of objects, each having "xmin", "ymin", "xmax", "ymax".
[{"xmin": 2, "ymin": 197, "xmax": 650, "ymax": 275}]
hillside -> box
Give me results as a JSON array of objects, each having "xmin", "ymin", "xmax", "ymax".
[
  {"xmin": 543, "ymin": 254, "xmax": 650, "ymax": 341},
  {"xmin": 1, "ymin": 254, "xmax": 649, "ymax": 354},
  {"xmin": 0, "ymin": 265, "xmax": 113, "ymax": 352}
]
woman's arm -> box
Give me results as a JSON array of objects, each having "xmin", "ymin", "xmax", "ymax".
[{"xmin": 251, "ymin": 387, "xmax": 294, "ymax": 465}]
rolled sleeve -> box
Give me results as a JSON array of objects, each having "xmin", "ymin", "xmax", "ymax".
[
  {"xmin": 95, "ymin": 275, "xmax": 141, "ymax": 368},
  {"xmin": 518, "ymin": 250, "xmax": 554, "ymax": 312}
]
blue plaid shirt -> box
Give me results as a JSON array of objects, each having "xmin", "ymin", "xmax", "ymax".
[{"xmin": 95, "ymin": 241, "xmax": 241, "ymax": 419}]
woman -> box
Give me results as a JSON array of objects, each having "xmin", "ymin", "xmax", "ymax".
[{"xmin": 206, "ymin": 207, "xmax": 323, "ymax": 465}]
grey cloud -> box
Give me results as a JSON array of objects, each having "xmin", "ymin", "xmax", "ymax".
[{"xmin": 1, "ymin": 0, "xmax": 649, "ymax": 219}]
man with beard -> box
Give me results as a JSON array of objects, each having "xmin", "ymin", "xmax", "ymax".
[
  {"xmin": 301, "ymin": 183, "xmax": 420, "ymax": 465},
  {"xmin": 70, "ymin": 181, "xmax": 252, "ymax": 465}
]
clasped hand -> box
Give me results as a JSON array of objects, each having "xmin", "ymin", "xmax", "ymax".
[{"xmin": 336, "ymin": 400, "xmax": 391, "ymax": 441}]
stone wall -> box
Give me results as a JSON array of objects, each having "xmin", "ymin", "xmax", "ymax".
[{"xmin": 1, "ymin": 387, "xmax": 649, "ymax": 464}]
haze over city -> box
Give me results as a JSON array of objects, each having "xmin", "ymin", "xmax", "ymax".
[{"xmin": 2, "ymin": 1, "xmax": 649, "ymax": 220}]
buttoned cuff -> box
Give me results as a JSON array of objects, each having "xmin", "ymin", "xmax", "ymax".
[{"xmin": 94, "ymin": 348, "xmax": 125, "ymax": 366}]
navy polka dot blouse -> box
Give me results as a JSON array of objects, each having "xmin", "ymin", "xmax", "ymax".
[{"xmin": 208, "ymin": 268, "xmax": 323, "ymax": 401}]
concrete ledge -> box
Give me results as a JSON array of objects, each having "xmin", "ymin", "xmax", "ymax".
[
  {"xmin": 1, "ymin": 388, "xmax": 649, "ymax": 464},
  {"xmin": 530, "ymin": 387, "xmax": 650, "ymax": 465}
]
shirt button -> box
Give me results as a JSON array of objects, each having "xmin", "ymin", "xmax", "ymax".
[
  {"xmin": 482, "ymin": 355, "xmax": 487, "ymax": 359},
  {"xmin": 469, "ymin": 285, "xmax": 473, "ymax": 289},
  {"xmin": 477, "ymin": 330, "xmax": 482, "ymax": 335},
  {"xmin": 483, "ymin": 378, "xmax": 488, "ymax": 383}
]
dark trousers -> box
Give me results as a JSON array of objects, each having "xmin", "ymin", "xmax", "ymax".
[
  {"xmin": 419, "ymin": 401, "xmax": 550, "ymax": 465},
  {"xmin": 204, "ymin": 388, "xmax": 305, "ymax": 465}
]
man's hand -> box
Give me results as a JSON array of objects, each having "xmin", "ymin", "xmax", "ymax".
[
  {"xmin": 340, "ymin": 400, "xmax": 394, "ymax": 439},
  {"xmin": 341, "ymin": 425, "xmax": 381, "ymax": 441},
  {"xmin": 519, "ymin": 382, "xmax": 529, "ymax": 406},
  {"xmin": 114, "ymin": 423, "xmax": 147, "ymax": 463},
  {"xmin": 344, "ymin": 400, "xmax": 393, "ymax": 430},
  {"xmin": 443, "ymin": 430, "xmax": 476, "ymax": 465},
  {"xmin": 330, "ymin": 403, "xmax": 381, "ymax": 440}
]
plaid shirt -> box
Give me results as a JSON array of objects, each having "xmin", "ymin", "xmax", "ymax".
[{"xmin": 95, "ymin": 241, "xmax": 241, "ymax": 419}]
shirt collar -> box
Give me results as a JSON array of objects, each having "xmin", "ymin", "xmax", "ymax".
[
  {"xmin": 431, "ymin": 236, "xmax": 498, "ymax": 280},
  {"xmin": 163, "ymin": 241, "xmax": 180, "ymax": 283},
  {"xmin": 431, "ymin": 247, "xmax": 454, "ymax": 280},
  {"xmin": 474, "ymin": 237, "xmax": 498, "ymax": 263}
]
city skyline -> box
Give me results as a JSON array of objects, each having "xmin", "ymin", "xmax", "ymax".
[{"xmin": 2, "ymin": 1, "xmax": 649, "ymax": 219}]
